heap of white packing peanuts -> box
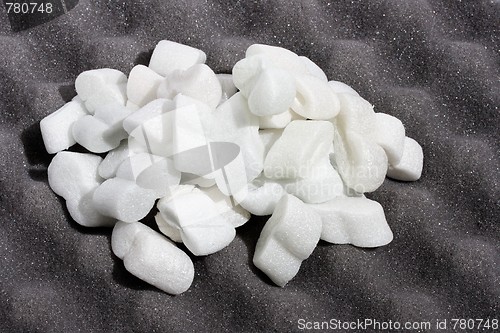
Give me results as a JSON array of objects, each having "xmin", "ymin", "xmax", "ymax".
[{"xmin": 40, "ymin": 40, "xmax": 424, "ymax": 294}]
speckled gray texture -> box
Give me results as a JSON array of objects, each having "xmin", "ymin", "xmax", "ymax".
[{"xmin": 1, "ymin": 1, "xmax": 499, "ymax": 332}]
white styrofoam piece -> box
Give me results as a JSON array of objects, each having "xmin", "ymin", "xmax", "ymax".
[
  {"xmin": 48, "ymin": 151, "xmax": 103, "ymax": 199},
  {"xmin": 259, "ymin": 128, "xmax": 283, "ymax": 158},
  {"xmin": 127, "ymin": 65, "xmax": 164, "ymax": 107},
  {"xmin": 335, "ymin": 93, "xmax": 376, "ymax": 135},
  {"xmin": 75, "ymin": 68, "xmax": 127, "ymax": 113},
  {"xmin": 202, "ymin": 93, "xmax": 264, "ymax": 181},
  {"xmin": 122, "ymin": 98, "xmax": 174, "ymax": 134},
  {"xmin": 111, "ymin": 220, "xmax": 156, "ymax": 260},
  {"xmin": 247, "ymin": 68, "xmax": 296, "ymax": 116},
  {"xmin": 232, "ymin": 54, "xmax": 272, "ymax": 98},
  {"xmin": 93, "ymin": 178, "xmax": 156, "ymax": 222},
  {"xmin": 258, "ymin": 109, "xmax": 304, "ymax": 129},
  {"xmin": 157, "ymin": 187, "xmax": 236, "ymax": 256},
  {"xmin": 47, "ymin": 152, "xmax": 114, "ymax": 227},
  {"xmin": 157, "ymin": 64, "xmax": 222, "ymax": 109},
  {"xmin": 370, "ymin": 112, "xmax": 406, "ymax": 165},
  {"xmin": 328, "ymin": 81, "xmax": 360, "ymax": 96},
  {"xmin": 245, "ymin": 44, "xmax": 308, "ymax": 75},
  {"xmin": 333, "ymin": 129, "xmax": 388, "ymax": 193},
  {"xmin": 299, "ymin": 56, "xmax": 328, "ymax": 82},
  {"xmin": 279, "ymin": 156, "xmax": 344, "ymax": 203},
  {"xmin": 72, "ymin": 115, "xmax": 122, "ymax": 153},
  {"xmin": 98, "ymin": 141, "xmax": 134, "ymax": 179},
  {"xmin": 148, "ymin": 40, "xmax": 206, "ymax": 76},
  {"xmin": 253, "ymin": 194, "xmax": 322, "ymax": 286},
  {"xmin": 93, "ymin": 102, "xmax": 133, "ymax": 127},
  {"xmin": 136, "ymin": 157, "xmax": 181, "ymax": 198},
  {"xmin": 309, "ymin": 196, "xmax": 393, "ymax": 247},
  {"xmin": 171, "ymin": 103, "xmax": 210, "ymax": 173},
  {"xmin": 387, "ymin": 137, "xmax": 424, "ymax": 181},
  {"xmin": 115, "ymin": 152, "xmax": 164, "ymax": 180},
  {"xmin": 40, "ymin": 99, "xmax": 88, "ymax": 154},
  {"xmin": 291, "ymin": 74, "xmax": 340, "ymax": 120},
  {"xmin": 200, "ymin": 186, "xmax": 250, "ymax": 228},
  {"xmin": 123, "ymin": 228, "xmax": 194, "ymax": 295},
  {"xmin": 127, "ymin": 106, "xmax": 175, "ymax": 157},
  {"xmin": 112, "ymin": 221, "xmax": 194, "ymax": 294},
  {"xmin": 155, "ymin": 212, "xmax": 183, "ymax": 243},
  {"xmin": 264, "ymin": 120, "xmax": 334, "ymax": 179},
  {"xmin": 239, "ymin": 179, "xmax": 285, "ymax": 216}
]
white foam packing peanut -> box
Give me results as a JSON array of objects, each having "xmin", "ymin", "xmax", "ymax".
[
  {"xmin": 299, "ymin": 56, "xmax": 328, "ymax": 82},
  {"xmin": 126, "ymin": 95, "xmax": 209, "ymax": 158},
  {"xmin": 115, "ymin": 152, "xmax": 181, "ymax": 198},
  {"xmin": 136, "ymin": 157, "xmax": 181, "ymax": 198},
  {"xmin": 253, "ymin": 194, "xmax": 322, "ymax": 287},
  {"xmin": 335, "ymin": 93, "xmax": 376, "ymax": 134},
  {"xmin": 245, "ymin": 44, "xmax": 308, "ymax": 75},
  {"xmin": 202, "ymin": 93, "xmax": 264, "ymax": 182},
  {"xmin": 155, "ymin": 213, "xmax": 183, "ymax": 242},
  {"xmin": 264, "ymin": 120, "xmax": 334, "ymax": 179},
  {"xmin": 259, "ymin": 129, "xmax": 283, "ymax": 157},
  {"xmin": 328, "ymin": 81, "xmax": 360, "ymax": 96},
  {"xmin": 40, "ymin": 97, "xmax": 89, "ymax": 154},
  {"xmin": 291, "ymin": 74, "xmax": 340, "ymax": 120},
  {"xmin": 41, "ymin": 40, "xmax": 425, "ymax": 293},
  {"xmin": 47, "ymin": 152, "xmax": 114, "ymax": 227},
  {"xmin": 247, "ymin": 68, "xmax": 296, "ymax": 116},
  {"xmin": 75, "ymin": 68, "xmax": 127, "ymax": 113},
  {"xmin": 262, "ymin": 120, "xmax": 343, "ymax": 202},
  {"xmin": 122, "ymin": 98, "xmax": 174, "ymax": 134},
  {"xmin": 258, "ymin": 109, "xmax": 304, "ymax": 129},
  {"xmin": 72, "ymin": 115, "xmax": 115, "ymax": 153},
  {"xmin": 115, "ymin": 152, "xmax": 165, "ymax": 180},
  {"xmin": 309, "ymin": 196, "xmax": 393, "ymax": 247},
  {"xmin": 126, "ymin": 100, "xmax": 176, "ymax": 157},
  {"xmin": 232, "ymin": 51, "xmax": 299, "ymax": 118},
  {"xmin": 111, "ymin": 221, "xmax": 194, "ymax": 295},
  {"xmin": 157, "ymin": 186, "xmax": 236, "ymax": 255},
  {"xmin": 171, "ymin": 101, "xmax": 210, "ymax": 169},
  {"xmin": 210, "ymin": 143, "xmax": 249, "ymax": 202},
  {"xmin": 387, "ymin": 137, "xmax": 424, "ymax": 181},
  {"xmin": 370, "ymin": 113, "xmax": 406, "ymax": 165},
  {"xmin": 126, "ymin": 100, "xmax": 140, "ymax": 112},
  {"xmin": 333, "ymin": 128, "xmax": 388, "ymax": 193},
  {"xmin": 232, "ymin": 54, "xmax": 271, "ymax": 97},
  {"xmin": 98, "ymin": 141, "xmax": 134, "ymax": 179},
  {"xmin": 157, "ymin": 64, "xmax": 222, "ymax": 109},
  {"xmin": 200, "ymin": 186, "xmax": 250, "ymax": 228},
  {"xmin": 93, "ymin": 178, "xmax": 157, "ymax": 223},
  {"xmin": 332, "ymin": 93, "xmax": 388, "ymax": 192},
  {"xmin": 278, "ymin": 155, "xmax": 344, "ymax": 204},
  {"xmin": 239, "ymin": 178, "xmax": 286, "ymax": 216},
  {"xmin": 127, "ymin": 65, "xmax": 164, "ymax": 107},
  {"xmin": 72, "ymin": 103, "xmax": 132, "ymax": 153},
  {"xmin": 149, "ymin": 40, "xmax": 207, "ymax": 76}
]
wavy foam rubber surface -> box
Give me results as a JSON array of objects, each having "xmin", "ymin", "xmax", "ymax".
[{"xmin": 0, "ymin": 1, "xmax": 498, "ymax": 331}]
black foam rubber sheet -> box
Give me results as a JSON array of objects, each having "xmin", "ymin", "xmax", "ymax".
[{"xmin": 0, "ymin": 1, "xmax": 498, "ymax": 332}]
